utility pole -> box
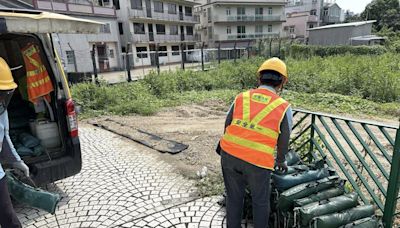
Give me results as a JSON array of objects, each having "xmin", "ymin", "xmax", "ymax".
[
  {"xmin": 126, "ymin": 42, "xmax": 132, "ymax": 82},
  {"xmin": 201, "ymin": 42, "xmax": 205, "ymax": 71},
  {"xmin": 91, "ymin": 44, "xmax": 98, "ymax": 84}
]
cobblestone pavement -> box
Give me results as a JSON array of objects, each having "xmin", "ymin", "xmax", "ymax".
[{"xmin": 15, "ymin": 126, "xmax": 229, "ymax": 228}]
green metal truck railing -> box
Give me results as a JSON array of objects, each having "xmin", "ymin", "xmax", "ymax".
[{"xmin": 290, "ymin": 109, "xmax": 400, "ymax": 228}]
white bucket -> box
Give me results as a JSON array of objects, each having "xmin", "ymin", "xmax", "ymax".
[{"xmin": 33, "ymin": 120, "xmax": 61, "ymax": 149}]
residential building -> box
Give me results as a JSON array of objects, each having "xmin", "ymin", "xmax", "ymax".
[
  {"xmin": 283, "ymin": 0, "xmax": 324, "ymax": 39},
  {"xmin": 308, "ymin": 20, "xmax": 376, "ymax": 45},
  {"xmin": 116, "ymin": 0, "xmax": 199, "ymax": 66},
  {"xmin": 18, "ymin": 0, "xmax": 123, "ymax": 73},
  {"xmin": 195, "ymin": 0, "xmax": 286, "ymax": 48},
  {"xmin": 321, "ymin": 2, "xmax": 342, "ymax": 25},
  {"xmin": 284, "ymin": 0, "xmax": 344, "ymax": 40}
]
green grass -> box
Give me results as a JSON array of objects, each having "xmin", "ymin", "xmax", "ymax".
[
  {"xmin": 71, "ymin": 53, "xmax": 399, "ymax": 120},
  {"xmin": 72, "ymin": 81, "xmax": 398, "ymax": 121}
]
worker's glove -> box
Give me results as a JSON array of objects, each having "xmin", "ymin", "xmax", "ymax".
[
  {"xmin": 275, "ymin": 161, "xmax": 288, "ymax": 173},
  {"xmin": 12, "ymin": 161, "xmax": 30, "ymax": 177}
]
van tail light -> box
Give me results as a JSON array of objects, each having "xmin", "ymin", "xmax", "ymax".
[{"xmin": 65, "ymin": 99, "xmax": 78, "ymax": 137}]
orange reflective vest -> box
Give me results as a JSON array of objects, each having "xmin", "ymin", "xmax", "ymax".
[
  {"xmin": 21, "ymin": 43, "xmax": 54, "ymax": 104},
  {"xmin": 220, "ymin": 88, "xmax": 290, "ymax": 170}
]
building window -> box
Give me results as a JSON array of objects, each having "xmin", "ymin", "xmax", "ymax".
[
  {"xmin": 237, "ymin": 7, "xmax": 245, "ymax": 15},
  {"xmin": 154, "ymin": 1, "xmax": 163, "ymax": 13},
  {"xmin": 226, "ymin": 26, "xmax": 231, "ymax": 34},
  {"xmin": 255, "ymin": 7, "xmax": 263, "ymax": 15},
  {"xmin": 289, "ymin": 26, "xmax": 295, "ymax": 33},
  {"xmin": 237, "ymin": 25, "xmax": 245, "ymax": 38},
  {"xmin": 226, "ymin": 7, "xmax": 231, "ymax": 15},
  {"xmin": 187, "ymin": 44, "xmax": 194, "ymax": 54},
  {"xmin": 133, "ymin": 23, "xmax": 145, "ymax": 34},
  {"xmin": 268, "ymin": 25, "xmax": 272, "ymax": 33},
  {"xmin": 168, "ymin": 3, "xmax": 176, "ymax": 14},
  {"xmin": 100, "ymin": 23, "xmax": 111, "ymax": 33},
  {"xmin": 309, "ymin": 24, "xmax": 314, "ymax": 28},
  {"xmin": 185, "ymin": 6, "xmax": 192, "ymax": 16},
  {"xmin": 98, "ymin": 0, "xmax": 111, "ymax": 6},
  {"xmin": 156, "ymin": 24, "xmax": 166, "ymax": 34},
  {"xmin": 109, "ymin": 49, "xmax": 115, "ymax": 58},
  {"xmin": 113, "ymin": 0, "xmax": 120, "ymax": 9},
  {"xmin": 171, "ymin": 45, "xmax": 180, "ymax": 56},
  {"xmin": 268, "ymin": 7, "xmax": 273, "ymax": 15},
  {"xmin": 118, "ymin": 22, "xmax": 123, "ymax": 35},
  {"xmin": 310, "ymin": 9, "xmax": 317, "ymax": 15},
  {"xmin": 66, "ymin": 51, "xmax": 75, "ymax": 64},
  {"xmin": 170, "ymin": 25, "xmax": 178, "ymax": 35},
  {"xmin": 324, "ymin": 9, "xmax": 328, "ymax": 16},
  {"xmin": 158, "ymin": 46, "xmax": 167, "ymax": 57},
  {"xmin": 207, "ymin": 8, "xmax": 211, "ymax": 22},
  {"xmin": 131, "ymin": 0, "xmax": 142, "ymax": 10},
  {"xmin": 186, "ymin": 26, "xmax": 193, "ymax": 35},
  {"xmin": 255, "ymin": 25, "xmax": 263, "ymax": 33},
  {"xmin": 136, "ymin": 47, "xmax": 148, "ymax": 58},
  {"xmin": 208, "ymin": 26, "xmax": 212, "ymax": 39}
]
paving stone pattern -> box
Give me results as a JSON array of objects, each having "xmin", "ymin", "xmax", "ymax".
[{"xmin": 14, "ymin": 127, "xmax": 233, "ymax": 228}]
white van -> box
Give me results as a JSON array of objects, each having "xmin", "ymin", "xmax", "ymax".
[{"xmin": 0, "ymin": 9, "xmax": 101, "ymax": 185}]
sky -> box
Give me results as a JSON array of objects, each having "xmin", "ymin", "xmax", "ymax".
[{"xmin": 335, "ymin": 0, "xmax": 373, "ymax": 14}]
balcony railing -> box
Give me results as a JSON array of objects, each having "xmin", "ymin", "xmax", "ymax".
[
  {"xmin": 129, "ymin": 7, "xmax": 198, "ymax": 23},
  {"xmin": 33, "ymin": 0, "xmax": 116, "ymax": 16},
  {"xmin": 214, "ymin": 15, "xmax": 284, "ymax": 22},
  {"xmin": 131, "ymin": 33, "xmax": 198, "ymax": 43},
  {"xmin": 214, "ymin": 32, "xmax": 280, "ymax": 41}
]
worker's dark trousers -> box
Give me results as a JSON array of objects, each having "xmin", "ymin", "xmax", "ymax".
[
  {"xmin": 221, "ymin": 151, "xmax": 272, "ymax": 228},
  {"xmin": 0, "ymin": 177, "xmax": 22, "ymax": 228}
]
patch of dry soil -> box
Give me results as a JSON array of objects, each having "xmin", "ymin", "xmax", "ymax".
[{"xmin": 89, "ymin": 101, "xmax": 228, "ymax": 179}]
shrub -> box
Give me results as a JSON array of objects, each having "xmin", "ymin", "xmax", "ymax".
[
  {"xmin": 290, "ymin": 44, "xmax": 387, "ymax": 59},
  {"xmin": 286, "ymin": 53, "xmax": 400, "ymax": 102}
]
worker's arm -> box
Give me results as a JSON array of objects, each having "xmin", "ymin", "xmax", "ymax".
[
  {"xmin": 0, "ymin": 111, "xmax": 21, "ymax": 163},
  {"xmin": 216, "ymin": 102, "xmax": 234, "ymax": 155},
  {"xmin": 276, "ymin": 107, "xmax": 293, "ymax": 166},
  {"xmin": 0, "ymin": 111, "xmax": 29, "ymax": 177},
  {"xmin": 224, "ymin": 102, "xmax": 234, "ymax": 132}
]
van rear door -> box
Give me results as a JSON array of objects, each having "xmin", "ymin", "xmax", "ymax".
[{"xmin": 0, "ymin": 9, "xmax": 102, "ymax": 185}]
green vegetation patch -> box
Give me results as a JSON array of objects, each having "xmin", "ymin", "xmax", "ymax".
[{"xmin": 72, "ymin": 54, "xmax": 399, "ymax": 119}]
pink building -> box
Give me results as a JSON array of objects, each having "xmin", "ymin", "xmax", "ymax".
[{"xmin": 283, "ymin": 0, "xmax": 323, "ymax": 41}]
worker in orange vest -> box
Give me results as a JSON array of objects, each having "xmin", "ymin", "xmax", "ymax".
[{"xmin": 220, "ymin": 57, "xmax": 292, "ymax": 228}]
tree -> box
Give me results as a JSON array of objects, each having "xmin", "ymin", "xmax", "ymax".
[
  {"xmin": 361, "ymin": 0, "xmax": 400, "ymax": 32},
  {"xmin": 344, "ymin": 11, "xmax": 362, "ymax": 23}
]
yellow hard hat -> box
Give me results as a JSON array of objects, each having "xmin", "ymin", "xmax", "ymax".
[
  {"xmin": 0, "ymin": 57, "xmax": 17, "ymax": 90},
  {"xmin": 257, "ymin": 57, "xmax": 288, "ymax": 83}
]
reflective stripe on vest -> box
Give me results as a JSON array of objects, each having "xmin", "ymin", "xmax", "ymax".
[
  {"xmin": 220, "ymin": 88, "xmax": 289, "ymax": 170},
  {"xmin": 26, "ymin": 65, "xmax": 47, "ymax": 77},
  {"xmin": 223, "ymin": 134, "xmax": 275, "ymax": 155}
]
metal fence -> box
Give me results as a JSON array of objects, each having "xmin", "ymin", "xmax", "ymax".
[
  {"xmin": 83, "ymin": 38, "xmax": 290, "ymax": 84},
  {"xmin": 290, "ymin": 109, "xmax": 400, "ymax": 228}
]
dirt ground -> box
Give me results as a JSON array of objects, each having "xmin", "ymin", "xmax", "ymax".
[{"xmin": 89, "ymin": 101, "xmax": 228, "ymax": 180}]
